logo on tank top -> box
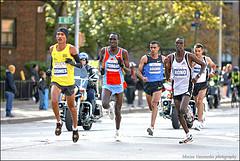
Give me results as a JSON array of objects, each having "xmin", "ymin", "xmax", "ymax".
[{"xmin": 173, "ymin": 67, "xmax": 188, "ymax": 78}]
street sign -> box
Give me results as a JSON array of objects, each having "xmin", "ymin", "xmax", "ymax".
[{"xmin": 58, "ymin": 16, "xmax": 74, "ymax": 24}]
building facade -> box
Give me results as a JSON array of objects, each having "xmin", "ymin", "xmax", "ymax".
[{"xmin": 1, "ymin": 0, "xmax": 46, "ymax": 79}]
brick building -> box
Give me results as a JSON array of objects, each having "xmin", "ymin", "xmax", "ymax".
[{"xmin": 1, "ymin": 0, "xmax": 46, "ymax": 79}]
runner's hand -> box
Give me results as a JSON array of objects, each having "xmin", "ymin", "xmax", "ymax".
[
  {"xmin": 100, "ymin": 68, "xmax": 105, "ymax": 75},
  {"xmin": 117, "ymin": 58, "xmax": 124, "ymax": 68},
  {"xmin": 65, "ymin": 58, "xmax": 74, "ymax": 65},
  {"xmin": 142, "ymin": 76, "xmax": 148, "ymax": 82}
]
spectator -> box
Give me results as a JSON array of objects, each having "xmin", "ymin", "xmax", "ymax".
[
  {"xmin": 5, "ymin": 65, "xmax": 17, "ymax": 117},
  {"xmin": 38, "ymin": 71, "xmax": 49, "ymax": 110},
  {"xmin": 226, "ymin": 64, "xmax": 232, "ymax": 97},
  {"xmin": 222, "ymin": 65, "xmax": 231, "ymax": 98},
  {"xmin": 136, "ymin": 74, "xmax": 144, "ymax": 107},
  {"xmin": 31, "ymin": 64, "xmax": 40, "ymax": 103},
  {"xmin": 124, "ymin": 62, "xmax": 137, "ymax": 107}
]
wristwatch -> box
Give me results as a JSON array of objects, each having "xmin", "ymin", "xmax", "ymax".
[{"xmin": 196, "ymin": 73, "xmax": 201, "ymax": 78}]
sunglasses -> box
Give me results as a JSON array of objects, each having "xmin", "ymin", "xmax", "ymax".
[
  {"xmin": 109, "ymin": 38, "xmax": 117, "ymax": 40},
  {"xmin": 80, "ymin": 59, "xmax": 86, "ymax": 61}
]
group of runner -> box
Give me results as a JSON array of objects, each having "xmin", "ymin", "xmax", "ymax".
[{"xmin": 47, "ymin": 27, "xmax": 216, "ymax": 144}]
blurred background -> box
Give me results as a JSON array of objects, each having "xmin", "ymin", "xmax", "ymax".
[{"xmin": 0, "ymin": 0, "xmax": 239, "ymax": 100}]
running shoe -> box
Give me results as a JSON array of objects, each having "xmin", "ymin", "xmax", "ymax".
[
  {"xmin": 147, "ymin": 127, "xmax": 154, "ymax": 136},
  {"xmin": 115, "ymin": 130, "xmax": 121, "ymax": 141},
  {"xmin": 55, "ymin": 122, "xmax": 63, "ymax": 136},
  {"xmin": 72, "ymin": 130, "xmax": 79, "ymax": 143},
  {"xmin": 194, "ymin": 121, "xmax": 205, "ymax": 131},
  {"xmin": 179, "ymin": 134, "xmax": 193, "ymax": 144}
]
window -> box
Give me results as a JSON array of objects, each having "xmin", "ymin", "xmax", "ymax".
[{"xmin": 1, "ymin": 19, "xmax": 16, "ymax": 47}]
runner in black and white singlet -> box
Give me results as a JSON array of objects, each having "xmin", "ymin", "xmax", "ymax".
[
  {"xmin": 192, "ymin": 43, "xmax": 216, "ymax": 131},
  {"xmin": 164, "ymin": 37, "xmax": 206, "ymax": 144},
  {"xmin": 171, "ymin": 51, "xmax": 192, "ymax": 97}
]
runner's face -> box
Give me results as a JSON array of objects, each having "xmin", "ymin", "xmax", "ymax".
[
  {"xmin": 109, "ymin": 34, "xmax": 118, "ymax": 48},
  {"xmin": 194, "ymin": 47, "xmax": 203, "ymax": 56},
  {"xmin": 150, "ymin": 44, "xmax": 160, "ymax": 54},
  {"xmin": 176, "ymin": 40, "xmax": 184, "ymax": 51},
  {"xmin": 56, "ymin": 32, "xmax": 66, "ymax": 43}
]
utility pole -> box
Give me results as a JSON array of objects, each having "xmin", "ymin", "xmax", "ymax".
[
  {"xmin": 75, "ymin": 0, "xmax": 80, "ymax": 54},
  {"xmin": 218, "ymin": 3, "xmax": 223, "ymax": 68},
  {"xmin": 193, "ymin": 10, "xmax": 201, "ymax": 45}
]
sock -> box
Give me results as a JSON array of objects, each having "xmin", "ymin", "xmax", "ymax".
[
  {"xmin": 72, "ymin": 126, "xmax": 78, "ymax": 131},
  {"xmin": 57, "ymin": 120, "xmax": 62, "ymax": 124}
]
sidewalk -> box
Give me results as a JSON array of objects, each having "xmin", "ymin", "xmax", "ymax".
[
  {"xmin": 1, "ymin": 97, "xmax": 231, "ymax": 124},
  {"xmin": 0, "ymin": 98, "xmax": 149, "ymax": 124}
]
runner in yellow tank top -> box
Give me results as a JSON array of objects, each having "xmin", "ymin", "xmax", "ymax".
[
  {"xmin": 51, "ymin": 43, "xmax": 75, "ymax": 86},
  {"xmin": 47, "ymin": 27, "xmax": 82, "ymax": 143}
]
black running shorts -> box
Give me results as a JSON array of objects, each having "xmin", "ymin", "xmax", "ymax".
[
  {"xmin": 173, "ymin": 92, "xmax": 191, "ymax": 101},
  {"xmin": 143, "ymin": 81, "xmax": 163, "ymax": 96},
  {"xmin": 51, "ymin": 82, "xmax": 75, "ymax": 96},
  {"xmin": 192, "ymin": 82, "xmax": 208, "ymax": 97}
]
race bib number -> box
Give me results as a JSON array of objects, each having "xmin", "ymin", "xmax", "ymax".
[
  {"xmin": 149, "ymin": 63, "xmax": 162, "ymax": 74},
  {"xmin": 53, "ymin": 62, "xmax": 68, "ymax": 77},
  {"xmin": 106, "ymin": 59, "xmax": 120, "ymax": 72},
  {"xmin": 173, "ymin": 67, "xmax": 188, "ymax": 78}
]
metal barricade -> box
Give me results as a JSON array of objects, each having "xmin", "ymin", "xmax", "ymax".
[{"xmin": 0, "ymin": 80, "xmax": 34, "ymax": 100}]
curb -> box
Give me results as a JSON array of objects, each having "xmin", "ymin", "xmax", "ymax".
[
  {"xmin": 1, "ymin": 116, "xmax": 55, "ymax": 124},
  {"xmin": 1, "ymin": 108, "xmax": 149, "ymax": 125},
  {"xmin": 1, "ymin": 101, "xmax": 232, "ymax": 125}
]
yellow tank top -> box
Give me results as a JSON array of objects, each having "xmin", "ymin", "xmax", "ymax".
[{"xmin": 51, "ymin": 44, "xmax": 75, "ymax": 86}]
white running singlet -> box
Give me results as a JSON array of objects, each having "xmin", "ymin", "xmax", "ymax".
[
  {"xmin": 192, "ymin": 56, "xmax": 208, "ymax": 83},
  {"xmin": 171, "ymin": 52, "xmax": 192, "ymax": 96}
]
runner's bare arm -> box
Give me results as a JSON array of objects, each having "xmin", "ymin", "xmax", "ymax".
[
  {"xmin": 207, "ymin": 56, "xmax": 217, "ymax": 78},
  {"xmin": 65, "ymin": 45, "xmax": 81, "ymax": 68},
  {"xmin": 98, "ymin": 48, "xmax": 105, "ymax": 75},
  {"xmin": 164, "ymin": 54, "xmax": 172, "ymax": 81},
  {"xmin": 137, "ymin": 55, "xmax": 148, "ymax": 82},
  {"xmin": 46, "ymin": 46, "xmax": 54, "ymax": 76},
  {"xmin": 122, "ymin": 49, "xmax": 130, "ymax": 73},
  {"xmin": 189, "ymin": 53, "xmax": 206, "ymax": 83},
  {"xmin": 49, "ymin": 45, "xmax": 54, "ymax": 55},
  {"xmin": 161, "ymin": 55, "xmax": 166, "ymax": 62}
]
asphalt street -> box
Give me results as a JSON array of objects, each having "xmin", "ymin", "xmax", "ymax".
[{"xmin": 1, "ymin": 104, "xmax": 239, "ymax": 160}]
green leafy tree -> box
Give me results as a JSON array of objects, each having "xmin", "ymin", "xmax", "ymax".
[{"xmin": 43, "ymin": 1, "xmax": 220, "ymax": 60}]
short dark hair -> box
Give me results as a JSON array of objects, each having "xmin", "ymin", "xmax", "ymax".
[
  {"xmin": 109, "ymin": 32, "xmax": 120, "ymax": 39},
  {"xmin": 176, "ymin": 37, "xmax": 184, "ymax": 43},
  {"xmin": 150, "ymin": 40, "xmax": 160, "ymax": 47}
]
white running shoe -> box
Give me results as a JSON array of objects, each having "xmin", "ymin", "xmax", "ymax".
[
  {"xmin": 194, "ymin": 123, "xmax": 201, "ymax": 131},
  {"xmin": 115, "ymin": 130, "xmax": 121, "ymax": 141},
  {"xmin": 194, "ymin": 121, "xmax": 204, "ymax": 131}
]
